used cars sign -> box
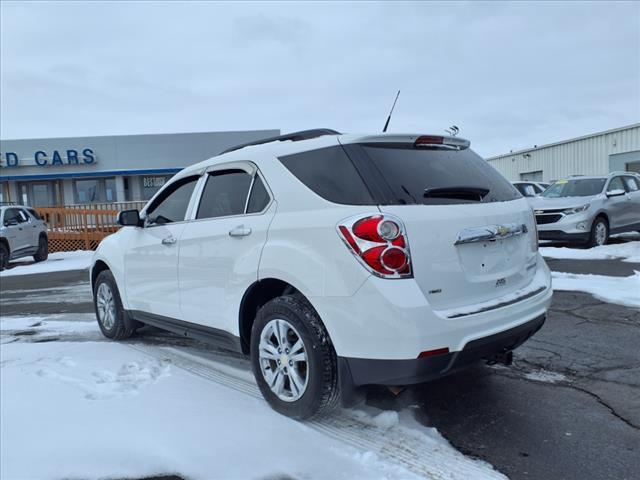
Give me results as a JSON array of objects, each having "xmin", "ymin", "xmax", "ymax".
[{"xmin": 0, "ymin": 148, "xmax": 96, "ymax": 168}]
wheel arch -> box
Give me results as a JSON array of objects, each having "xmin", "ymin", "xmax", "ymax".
[
  {"xmin": 239, "ymin": 277, "xmax": 314, "ymax": 354},
  {"xmin": 91, "ymin": 259, "xmax": 111, "ymax": 290},
  {"xmin": 593, "ymin": 211, "xmax": 609, "ymax": 226}
]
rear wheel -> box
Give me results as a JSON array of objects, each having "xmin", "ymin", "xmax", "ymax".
[
  {"xmin": 251, "ymin": 295, "xmax": 340, "ymax": 420},
  {"xmin": 33, "ymin": 235, "xmax": 48, "ymax": 262},
  {"xmin": 93, "ymin": 270, "xmax": 135, "ymax": 340},
  {"xmin": 587, "ymin": 217, "xmax": 608, "ymax": 248},
  {"xmin": 0, "ymin": 242, "xmax": 8, "ymax": 271}
]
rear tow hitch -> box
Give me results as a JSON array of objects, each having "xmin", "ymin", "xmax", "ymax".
[{"xmin": 485, "ymin": 350, "xmax": 513, "ymax": 366}]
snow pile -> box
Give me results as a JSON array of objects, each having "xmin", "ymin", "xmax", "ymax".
[
  {"xmin": 1, "ymin": 315, "xmax": 504, "ymax": 480},
  {"xmin": 0, "ymin": 250, "xmax": 93, "ymax": 277},
  {"xmin": 540, "ymin": 241, "xmax": 640, "ymax": 263},
  {"xmin": 1, "ymin": 340, "xmax": 420, "ymax": 480},
  {"xmin": 551, "ymin": 271, "xmax": 640, "ymax": 308}
]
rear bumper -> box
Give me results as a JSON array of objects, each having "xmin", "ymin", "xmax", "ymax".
[
  {"xmin": 310, "ymin": 255, "xmax": 552, "ymax": 360},
  {"xmin": 339, "ymin": 314, "xmax": 546, "ymax": 386},
  {"xmin": 538, "ymin": 230, "xmax": 589, "ymax": 243}
]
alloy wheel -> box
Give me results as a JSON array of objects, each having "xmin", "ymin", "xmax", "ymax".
[
  {"xmin": 595, "ymin": 222, "xmax": 607, "ymax": 246},
  {"xmin": 96, "ymin": 283, "xmax": 116, "ymax": 330},
  {"xmin": 258, "ymin": 318, "xmax": 309, "ymax": 402}
]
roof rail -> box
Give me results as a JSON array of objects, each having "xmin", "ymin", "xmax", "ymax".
[{"xmin": 221, "ymin": 129, "xmax": 341, "ymax": 155}]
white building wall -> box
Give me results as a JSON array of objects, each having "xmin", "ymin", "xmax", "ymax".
[{"xmin": 487, "ymin": 124, "xmax": 640, "ymax": 182}]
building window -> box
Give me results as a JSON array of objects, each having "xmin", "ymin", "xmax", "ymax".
[
  {"xmin": 16, "ymin": 181, "xmax": 58, "ymax": 207},
  {"xmin": 0, "ymin": 182, "xmax": 8, "ymax": 203},
  {"xmin": 73, "ymin": 177, "xmax": 117, "ymax": 204},
  {"xmin": 105, "ymin": 178, "xmax": 116, "ymax": 202},
  {"xmin": 141, "ymin": 175, "xmax": 172, "ymax": 200}
]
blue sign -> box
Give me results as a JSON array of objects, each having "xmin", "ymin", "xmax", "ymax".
[{"xmin": 1, "ymin": 148, "xmax": 96, "ymax": 168}]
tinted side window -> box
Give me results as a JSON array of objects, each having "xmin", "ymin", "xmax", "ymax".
[
  {"xmin": 196, "ymin": 170, "xmax": 253, "ymax": 219},
  {"xmin": 622, "ymin": 176, "xmax": 639, "ymax": 192},
  {"xmin": 360, "ymin": 145, "xmax": 520, "ymax": 205},
  {"xmin": 3, "ymin": 208, "xmax": 20, "ymax": 224},
  {"xmin": 247, "ymin": 175, "xmax": 270, "ymax": 213},
  {"xmin": 17, "ymin": 210, "xmax": 30, "ymax": 223},
  {"xmin": 147, "ymin": 177, "xmax": 198, "ymax": 224},
  {"xmin": 278, "ymin": 146, "xmax": 374, "ymax": 205},
  {"xmin": 608, "ymin": 177, "xmax": 625, "ymax": 192}
]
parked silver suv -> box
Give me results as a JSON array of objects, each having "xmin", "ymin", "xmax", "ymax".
[
  {"xmin": 0, "ymin": 204, "xmax": 48, "ymax": 270},
  {"xmin": 529, "ymin": 173, "xmax": 640, "ymax": 247}
]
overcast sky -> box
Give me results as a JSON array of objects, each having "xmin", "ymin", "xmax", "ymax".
[{"xmin": 1, "ymin": 1, "xmax": 638, "ymax": 157}]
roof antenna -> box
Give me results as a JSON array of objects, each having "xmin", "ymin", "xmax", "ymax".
[
  {"xmin": 445, "ymin": 125, "xmax": 459, "ymax": 136},
  {"xmin": 382, "ymin": 90, "xmax": 401, "ymax": 133}
]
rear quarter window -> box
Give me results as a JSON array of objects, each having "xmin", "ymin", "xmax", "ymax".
[{"xmin": 278, "ymin": 146, "xmax": 374, "ymax": 205}]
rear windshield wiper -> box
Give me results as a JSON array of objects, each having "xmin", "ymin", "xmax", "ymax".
[{"xmin": 423, "ymin": 186, "xmax": 490, "ymax": 202}]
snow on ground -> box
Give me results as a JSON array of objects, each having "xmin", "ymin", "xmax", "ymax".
[
  {"xmin": 540, "ymin": 241, "xmax": 640, "ymax": 263},
  {"xmin": 551, "ymin": 271, "xmax": 640, "ymax": 308},
  {"xmin": 0, "ymin": 250, "xmax": 93, "ymax": 277},
  {"xmin": 1, "ymin": 315, "xmax": 504, "ymax": 480},
  {"xmin": 524, "ymin": 370, "xmax": 567, "ymax": 383}
]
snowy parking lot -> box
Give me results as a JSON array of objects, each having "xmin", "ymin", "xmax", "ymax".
[{"xmin": 1, "ymin": 237, "xmax": 639, "ymax": 480}]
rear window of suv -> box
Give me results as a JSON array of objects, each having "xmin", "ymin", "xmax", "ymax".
[
  {"xmin": 279, "ymin": 144, "xmax": 519, "ymax": 206},
  {"xmin": 356, "ymin": 144, "xmax": 519, "ymax": 205}
]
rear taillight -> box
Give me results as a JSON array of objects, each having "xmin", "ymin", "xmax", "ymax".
[{"xmin": 337, "ymin": 214, "xmax": 412, "ymax": 278}]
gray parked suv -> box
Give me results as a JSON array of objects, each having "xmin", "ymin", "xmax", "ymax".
[
  {"xmin": 0, "ymin": 204, "xmax": 49, "ymax": 270},
  {"xmin": 529, "ymin": 173, "xmax": 640, "ymax": 247}
]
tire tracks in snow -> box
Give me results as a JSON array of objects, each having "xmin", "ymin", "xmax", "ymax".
[{"xmin": 128, "ymin": 343, "xmax": 503, "ymax": 480}]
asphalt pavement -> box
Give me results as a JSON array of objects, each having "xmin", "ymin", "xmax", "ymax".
[{"xmin": 1, "ymin": 257, "xmax": 639, "ymax": 480}]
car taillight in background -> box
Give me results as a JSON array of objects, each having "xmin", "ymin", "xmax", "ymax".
[{"xmin": 337, "ymin": 214, "xmax": 412, "ymax": 278}]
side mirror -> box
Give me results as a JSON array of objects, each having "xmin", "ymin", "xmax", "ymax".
[
  {"xmin": 117, "ymin": 209, "xmax": 142, "ymax": 227},
  {"xmin": 606, "ymin": 188, "xmax": 625, "ymax": 198}
]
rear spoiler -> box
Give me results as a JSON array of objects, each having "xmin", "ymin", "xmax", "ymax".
[{"xmin": 340, "ymin": 134, "xmax": 470, "ymax": 150}]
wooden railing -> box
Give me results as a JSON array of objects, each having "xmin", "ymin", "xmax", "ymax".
[{"xmin": 35, "ymin": 201, "xmax": 146, "ymax": 252}]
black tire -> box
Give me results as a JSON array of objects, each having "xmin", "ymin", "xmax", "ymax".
[
  {"xmin": 250, "ymin": 295, "xmax": 340, "ymax": 420},
  {"xmin": 0, "ymin": 242, "xmax": 8, "ymax": 271},
  {"xmin": 93, "ymin": 270, "xmax": 135, "ymax": 340},
  {"xmin": 586, "ymin": 216, "xmax": 608, "ymax": 248},
  {"xmin": 33, "ymin": 235, "xmax": 48, "ymax": 262}
]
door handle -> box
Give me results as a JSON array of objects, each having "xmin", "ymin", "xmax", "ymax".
[
  {"xmin": 229, "ymin": 225, "xmax": 252, "ymax": 237},
  {"xmin": 161, "ymin": 236, "xmax": 177, "ymax": 246}
]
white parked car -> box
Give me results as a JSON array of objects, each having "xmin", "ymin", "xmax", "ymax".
[
  {"xmin": 91, "ymin": 130, "xmax": 552, "ymax": 419},
  {"xmin": 512, "ymin": 181, "xmax": 550, "ymax": 198}
]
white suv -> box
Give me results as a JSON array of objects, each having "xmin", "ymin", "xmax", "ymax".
[{"xmin": 91, "ymin": 130, "xmax": 552, "ymax": 419}]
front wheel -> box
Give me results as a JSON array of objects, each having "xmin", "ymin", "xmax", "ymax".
[
  {"xmin": 587, "ymin": 217, "xmax": 608, "ymax": 248},
  {"xmin": 251, "ymin": 295, "xmax": 340, "ymax": 420},
  {"xmin": 0, "ymin": 243, "xmax": 8, "ymax": 271},
  {"xmin": 93, "ymin": 270, "xmax": 135, "ymax": 340},
  {"xmin": 33, "ymin": 235, "xmax": 48, "ymax": 262}
]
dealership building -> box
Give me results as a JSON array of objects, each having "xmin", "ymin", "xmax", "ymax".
[
  {"xmin": 486, "ymin": 123, "xmax": 640, "ymax": 182},
  {"xmin": 0, "ymin": 129, "xmax": 279, "ymax": 207}
]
